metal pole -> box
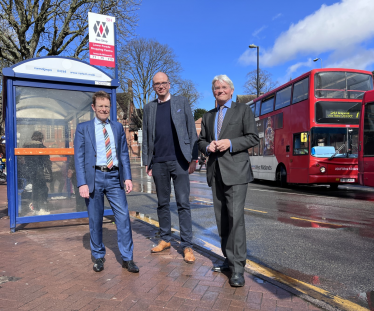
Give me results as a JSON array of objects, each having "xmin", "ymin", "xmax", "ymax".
[
  {"xmin": 320, "ymin": 59, "xmax": 323, "ymax": 68},
  {"xmin": 114, "ymin": 22, "xmax": 118, "ymax": 80},
  {"xmin": 257, "ymin": 46, "xmax": 260, "ymax": 97}
]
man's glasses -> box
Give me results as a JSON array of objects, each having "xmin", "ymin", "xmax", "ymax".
[
  {"xmin": 214, "ymin": 86, "xmax": 230, "ymax": 91},
  {"xmin": 153, "ymin": 82, "xmax": 169, "ymax": 88}
]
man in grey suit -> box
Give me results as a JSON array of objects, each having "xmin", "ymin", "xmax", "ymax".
[
  {"xmin": 198, "ymin": 75, "xmax": 259, "ymax": 286},
  {"xmin": 142, "ymin": 72, "xmax": 198, "ymax": 263}
]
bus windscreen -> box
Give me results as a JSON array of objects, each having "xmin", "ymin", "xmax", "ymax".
[
  {"xmin": 311, "ymin": 127, "xmax": 358, "ymax": 158},
  {"xmin": 315, "ymin": 72, "xmax": 373, "ymax": 99}
]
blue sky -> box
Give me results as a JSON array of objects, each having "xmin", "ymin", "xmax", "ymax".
[{"xmin": 135, "ymin": 0, "xmax": 374, "ymax": 111}]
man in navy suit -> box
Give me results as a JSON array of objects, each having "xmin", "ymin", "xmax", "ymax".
[{"xmin": 74, "ymin": 90, "xmax": 139, "ymax": 273}]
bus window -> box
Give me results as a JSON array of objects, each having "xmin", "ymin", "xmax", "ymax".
[
  {"xmin": 310, "ymin": 127, "xmax": 358, "ymax": 158},
  {"xmin": 249, "ymin": 104, "xmax": 255, "ymax": 114},
  {"xmin": 292, "ymin": 77, "xmax": 309, "ymax": 104},
  {"xmin": 293, "ymin": 132, "xmax": 309, "ymax": 155},
  {"xmin": 248, "ymin": 147, "xmax": 253, "ymax": 156},
  {"xmin": 261, "ymin": 96, "xmax": 274, "ymax": 115},
  {"xmin": 315, "ymin": 71, "xmax": 372, "ymax": 99},
  {"xmin": 259, "ymin": 138, "xmax": 264, "ymax": 156},
  {"xmin": 255, "ymin": 101, "xmax": 261, "ymax": 117},
  {"xmin": 364, "ymin": 102, "xmax": 374, "ymax": 156},
  {"xmin": 275, "ymin": 86, "xmax": 292, "ymax": 110}
]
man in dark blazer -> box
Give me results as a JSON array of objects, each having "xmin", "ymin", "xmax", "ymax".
[
  {"xmin": 142, "ymin": 72, "xmax": 198, "ymax": 263},
  {"xmin": 74, "ymin": 91, "xmax": 139, "ymax": 273},
  {"xmin": 198, "ymin": 75, "xmax": 259, "ymax": 287}
]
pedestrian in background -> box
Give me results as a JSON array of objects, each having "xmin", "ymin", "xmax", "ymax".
[
  {"xmin": 198, "ymin": 75, "xmax": 259, "ymax": 287},
  {"xmin": 74, "ymin": 90, "xmax": 139, "ymax": 273},
  {"xmin": 23, "ymin": 131, "xmax": 52, "ymax": 215},
  {"xmin": 142, "ymin": 72, "xmax": 198, "ymax": 263}
]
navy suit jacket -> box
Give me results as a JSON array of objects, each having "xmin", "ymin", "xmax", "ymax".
[{"xmin": 74, "ymin": 118, "xmax": 132, "ymax": 193}]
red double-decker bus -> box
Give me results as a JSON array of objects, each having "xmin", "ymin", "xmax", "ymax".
[
  {"xmin": 358, "ymin": 89, "xmax": 374, "ymax": 187},
  {"xmin": 247, "ymin": 68, "xmax": 373, "ymax": 188}
]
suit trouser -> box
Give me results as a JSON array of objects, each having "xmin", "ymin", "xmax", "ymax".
[
  {"xmin": 212, "ymin": 162, "xmax": 248, "ymax": 273},
  {"xmin": 152, "ymin": 159, "xmax": 193, "ymax": 249},
  {"xmin": 87, "ymin": 169, "xmax": 134, "ymax": 261}
]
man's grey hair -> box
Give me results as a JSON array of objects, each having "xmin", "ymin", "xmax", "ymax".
[{"xmin": 212, "ymin": 75, "xmax": 235, "ymax": 91}]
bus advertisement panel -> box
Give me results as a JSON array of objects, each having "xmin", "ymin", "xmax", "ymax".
[
  {"xmin": 247, "ymin": 68, "xmax": 373, "ymax": 188},
  {"xmin": 358, "ymin": 90, "xmax": 374, "ymax": 187}
]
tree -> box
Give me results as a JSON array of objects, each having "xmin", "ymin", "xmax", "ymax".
[
  {"xmin": 0, "ymin": 0, "xmax": 141, "ymax": 65},
  {"xmin": 193, "ymin": 108, "xmax": 207, "ymax": 121},
  {"xmin": 243, "ymin": 69, "xmax": 278, "ymax": 96},
  {"xmin": 118, "ymin": 38, "xmax": 201, "ymax": 125},
  {"xmin": 173, "ymin": 79, "xmax": 202, "ymax": 111}
]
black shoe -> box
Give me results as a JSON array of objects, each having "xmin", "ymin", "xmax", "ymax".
[
  {"xmin": 229, "ymin": 273, "xmax": 245, "ymax": 287},
  {"xmin": 93, "ymin": 258, "xmax": 104, "ymax": 272},
  {"xmin": 123, "ymin": 260, "xmax": 139, "ymax": 273},
  {"xmin": 212, "ymin": 263, "xmax": 230, "ymax": 273}
]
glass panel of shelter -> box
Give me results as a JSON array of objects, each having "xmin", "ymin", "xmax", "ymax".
[{"xmin": 15, "ymin": 86, "xmax": 111, "ymax": 217}]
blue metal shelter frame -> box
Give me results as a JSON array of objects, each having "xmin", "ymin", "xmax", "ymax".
[{"xmin": 3, "ymin": 56, "xmax": 120, "ymax": 232}]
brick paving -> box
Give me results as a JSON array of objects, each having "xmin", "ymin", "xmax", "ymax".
[{"xmin": 0, "ymin": 184, "xmax": 323, "ymax": 310}]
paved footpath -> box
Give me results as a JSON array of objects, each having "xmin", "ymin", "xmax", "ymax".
[{"xmin": 0, "ymin": 184, "xmax": 322, "ymax": 311}]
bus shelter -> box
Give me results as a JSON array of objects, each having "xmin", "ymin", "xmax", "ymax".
[{"xmin": 2, "ymin": 57, "xmax": 119, "ymax": 232}]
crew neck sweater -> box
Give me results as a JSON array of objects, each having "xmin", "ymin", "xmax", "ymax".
[{"xmin": 153, "ymin": 100, "xmax": 180, "ymax": 163}]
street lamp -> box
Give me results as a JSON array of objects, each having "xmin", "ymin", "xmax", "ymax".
[
  {"xmin": 249, "ymin": 44, "xmax": 260, "ymax": 97},
  {"xmin": 313, "ymin": 58, "xmax": 323, "ymax": 68}
]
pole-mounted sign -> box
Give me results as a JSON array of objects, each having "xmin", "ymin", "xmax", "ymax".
[{"xmin": 88, "ymin": 12, "xmax": 116, "ymax": 68}]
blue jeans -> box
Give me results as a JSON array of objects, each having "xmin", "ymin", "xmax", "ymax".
[
  {"xmin": 87, "ymin": 169, "xmax": 133, "ymax": 261},
  {"xmin": 152, "ymin": 159, "xmax": 193, "ymax": 249}
]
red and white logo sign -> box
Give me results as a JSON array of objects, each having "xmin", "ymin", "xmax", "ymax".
[{"xmin": 88, "ymin": 12, "xmax": 115, "ymax": 68}]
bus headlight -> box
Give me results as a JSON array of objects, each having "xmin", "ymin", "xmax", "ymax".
[{"xmin": 320, "ymin": 166, "xmax": 326, "ymax": 173}]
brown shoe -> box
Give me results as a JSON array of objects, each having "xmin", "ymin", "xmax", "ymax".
[
  {"xmin": 151, "ymin": 240, "xmax": 171, "ymax": 253},
  {"xmin": 183, "ymin": 247, "xmax": 195, "ymax": 264}
]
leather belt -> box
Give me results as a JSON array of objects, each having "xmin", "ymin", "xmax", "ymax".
[{"xmin": 95, "ymin": 165, "xmax": 119, "ymax": 172}]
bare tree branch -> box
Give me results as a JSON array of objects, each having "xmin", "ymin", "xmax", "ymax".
[
  {"xmin": 243, "ymin": 69, "xmax": 278, "ymax": 96},
  {"xmin": 0, "ymin": 0, "xmax": 141, "ymax": 65}
]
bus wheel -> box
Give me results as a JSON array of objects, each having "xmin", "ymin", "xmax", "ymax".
[
  {"xmin": 276, "ymin": 165, "xmax": 287, "ymax": 187},
  {"xmin": 329, "ymin": 184, "xmax": 339, "ymax": 190}
]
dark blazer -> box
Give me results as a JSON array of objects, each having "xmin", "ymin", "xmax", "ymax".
[
  {"xmin": 198, "ymin": 102, "xmax": 259, "ymax": 187},
  {"xmin": 74, "ymin": 119, "xmax": 132, "ymax": 192},
  {"xmin": 142, "ymin": 95, "xmax": 198, "ymax": 167}
]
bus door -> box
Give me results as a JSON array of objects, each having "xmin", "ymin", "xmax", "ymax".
[
  {"xmin": 359, "ymin": 96, "xmax": 374, "ymax": 187},
  {"xmin": 289, "ymin": 132, "xmax": 309, "ymax": 183}
]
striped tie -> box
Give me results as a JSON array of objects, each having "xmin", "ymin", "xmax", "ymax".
[
  {"xmin": 217, "ymin": 105, "xmax": 225, "ymax": 138},
  {"xmin": 102, "ymin": 123, "xmax": 113, "ymax": 169}
]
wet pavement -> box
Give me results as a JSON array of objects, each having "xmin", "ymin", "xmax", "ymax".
[
  {"xmin": 129, "ymin": 164, "xmax": 374, "ymax": 310},
  {"xmin": 0, "ymin": 183, "xmax": 323, "ymax": 311}
]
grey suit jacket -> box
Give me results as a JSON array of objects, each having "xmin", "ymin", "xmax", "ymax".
[
  {"xmin": 142, "ymin": 94, "xmax": 198, "ymax": 167},
  {"xmin": 198, "ymin": 102, "xmax": 259, "ymax": 187}
]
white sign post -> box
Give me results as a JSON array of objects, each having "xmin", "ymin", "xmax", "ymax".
[{"xmin": 138, "ymin": 129, "xmax": 143, "ymax": 167}]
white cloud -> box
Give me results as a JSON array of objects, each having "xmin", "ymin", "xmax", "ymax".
[
  {"xmin": 239, "ymin": 0, "xmax": 374, "ymax": 68},
  {"xmin": 286, "ymin": 58, "xmax": 313, "ymax": 76},
  {"xmin": 326, "ymin": 49, "xmax": 374, "ymax": 70},
  {"xmin": 252, "ymin": 26, "xmax": 267, "ymax": 37},
  {"xmin": 272, "ymin": 13, "xmax": 282, "ymax": 20}
]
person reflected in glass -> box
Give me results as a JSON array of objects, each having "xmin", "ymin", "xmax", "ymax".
[{"xmin": 23, "ymin": 131, "xmax": 52, "ymax": 215}]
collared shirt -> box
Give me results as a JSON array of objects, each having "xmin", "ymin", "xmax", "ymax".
[
  {"xmin": 206, "ymin": 99, "xmax": 233, "ymax": 154},
  {"xmin": 214, "ymin": 99, "xmax": 232, "ymax": 140},
  {"xmin": 157, "ymin": 93, "xmax": 171, "ymax": 103},
  {"xmin": 94, "ymin": 117, "xmax": 118, "ymax": 166}
]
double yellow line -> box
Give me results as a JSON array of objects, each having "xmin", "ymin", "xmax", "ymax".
[{"xmin": 130, "ymin": 210, "xmax": 369, "ymax": 311}]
